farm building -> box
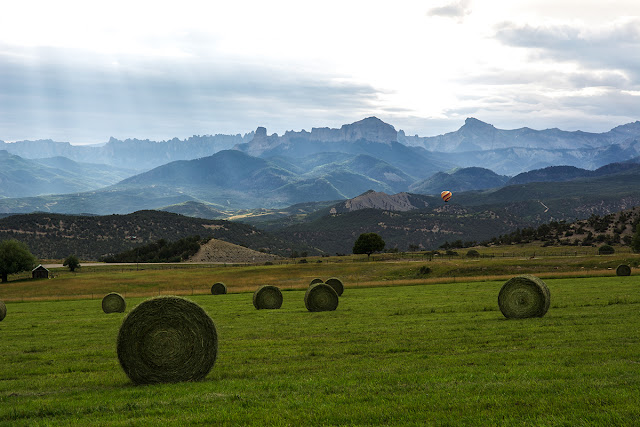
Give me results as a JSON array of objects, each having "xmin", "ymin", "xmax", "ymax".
[{"xmin": 32, "ymin": 265, "xmax": 49, "ymax": 279}]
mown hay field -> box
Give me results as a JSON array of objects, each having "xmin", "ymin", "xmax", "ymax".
[
  {"xmin": 2, "ymin": 250, "xmax": 639, "ymax": 301},
  {"xmin": 0, "ymin": 271, "xmax": 639, "ymax": 425}
]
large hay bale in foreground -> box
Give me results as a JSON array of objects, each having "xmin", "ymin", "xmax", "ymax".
[
  {"xmin": 253, "ymin": 285, "xmax": 283, "ymax": 309},
  {"xmin": 102, "ymin": 293, "xmax": 126, "ymax": 313},
  {"xmin": 616, "ymin": 264, "xmax": 631, "ymax": 276},
  {"xmin": 0, "ymin": 300, "xmax": 6, "ymax": 322},
  {"xmin": 117, "ymin": 296, "xmax": 218, "ymax": 384},
  {"xmin": 309, "ymin": 278, "xmax": 323, "ymax": 286},
  {"xmin": 498, "ymin": 275, "xmax": 550, "ymax": 319},
  {"xmin": 325, "ymin": 277, "xmax": 344, "ymax": 296},
  {"xmin": 210, "ymin": 282, "xmax": 227, "ymax": 295},
  {"xmin": 305, "ymin": 283, "xmax": 339, "ymax": 312}
]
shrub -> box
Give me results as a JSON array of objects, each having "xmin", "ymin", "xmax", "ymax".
[
  {"xmin": 418, "ymin": 266, "xmax": 431, "ymax": 275},
  {"xmin": 466, "ymin": 249, "xmax": 480, "ymax": 258},
  {"xmin": 253, "ymin": 285, "xmax": 283, "ymax": 309},
  {"xmin": 498, "ymin": 275, "xmax": 550, "ymax": 319},
  {"xmin": 117, "ymin": 296, "xmax": 218, "ymax": 384},
  {"xmin": 102, "ymin": 293, "xmax": 126, "ymax": 313},
  {"xmin": 598, "ymin": 245, "xmax": 615, "ymax": 255}
]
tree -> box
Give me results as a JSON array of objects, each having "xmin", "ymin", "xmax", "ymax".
[
  {"xmin": 0, "ymin": 240, "xmax": 37, "ymax": 283},
  {"xmin": 63, "ymin": 255, "xmax": 81, "ymax": 272},
  {"xmin": 353, "ymin": 233, "xmax": 385, "ymax": 259},
  {"xmin": 631, "ymin": 223, "xmax": 640, "ymax": 253}
]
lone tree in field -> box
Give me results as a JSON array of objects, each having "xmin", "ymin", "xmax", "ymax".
[
  {"xmin": 0, "ymin": 239, "xmax": 37, "ymax": 283},
  {"xmin": 63, "ymin": 255, "xmax": 81, "ymax": 272},
  {"xmin": 353, "ymin": 233, "xmax": 385, "ymax": 259}
]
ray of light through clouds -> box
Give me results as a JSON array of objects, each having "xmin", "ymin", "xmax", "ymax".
[{"xmin": 0, "ymin": 0, "xmax": 639, "ymax": 144}]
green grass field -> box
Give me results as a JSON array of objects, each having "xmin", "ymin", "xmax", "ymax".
[{"xmin": 1, "ymin": 266, "xmax": 639, "ymax": 425}]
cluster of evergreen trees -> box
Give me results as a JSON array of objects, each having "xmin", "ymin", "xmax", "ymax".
[{"xmin": 100, "ymin": 236, "xmax": 205, "ymax": 263}]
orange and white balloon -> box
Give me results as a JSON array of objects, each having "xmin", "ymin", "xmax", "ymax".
[{"xmin": 441, "ymin": 190, "xmax": 452, "ymax": 202}]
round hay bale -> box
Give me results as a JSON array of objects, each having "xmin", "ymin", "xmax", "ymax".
[
  {"xmin": 616, "ymin": 264, "xmax": 631, "ymax": 276},
  {"xmin": 253, "ymin": 285, "xmax": 283, "ymax": 309},
  {"xmin": 0, "ymin": 300, "xmax": 6, "ymax": 322},
  {"xmin": 210, "ymin": 282, "xmax": 227, "ymax": 295},
  {"xmin": 498, "ymin": 275, "xmax": 550, "ymax": 319},
  {"xmin": 309, "ymin": 278, "xmax": 323, "ymax": 286},
  {"xmin": 325, "ymin": 277, "xmax": 344, "ymax": 296},
  {"xmin": 102, "ymin": 292, "xmax": 126, "ymax": 313},
  {"xmin": 304, "ymin": 283, "xmax": 339, "ymax": 312},
  {"xmin": 117, "ymin": 296, "xmax": 218, "ymax": 384}
]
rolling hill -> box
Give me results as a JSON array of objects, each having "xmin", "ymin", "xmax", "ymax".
[
  {"xmin": 0, "ymin": 210, "xmax": 314, "ymax": 260},
  {"xmin": 247, "ymin": 164, "xmax": 640, "ymax": 254},
  {"xmin": 409, "ymin": 167, "xmax": 509, "ymax": 194}
]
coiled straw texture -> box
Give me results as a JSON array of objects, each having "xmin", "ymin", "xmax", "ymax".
[
  {"xmin": 102, "ymin": 293, "xmax": 126, "ymax": 313},
  {"xmin": 253, "ymin": 285, "xmax": 283, "ymax": 309},
  {"xmin": 325, "ymin": 277, "xmax": 344, "ymax": 296},
  {"xmin": 117, "ymin": 296, "xmax": 218, "ymax": 384},
  {"xmin": 210, "ymin": 282, "xmax": 227, "ymax": 295},
  {"xmin": 498, "ymin": 274, "xmax": 550, "ymax": 319},
  {"xmin": 616, "ymin": 264, "xmax": 631, "ymax": 276},
  {"xmin": 304, "ymin": 283, "xmax": 339, "ymax": 312}
]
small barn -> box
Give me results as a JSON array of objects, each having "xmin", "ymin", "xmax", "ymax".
[{"xmin": 32, "ymin": 265, "xmax": 49, "ymax": 279}]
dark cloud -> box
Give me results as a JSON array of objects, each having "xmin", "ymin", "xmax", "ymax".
[
  {"xmin": 495, "ymin": 19, "xmax": 640, "ymax": 79},
  {"xmin": 442, "ymin": 85, "xmax": 640, "ymax": 133}
]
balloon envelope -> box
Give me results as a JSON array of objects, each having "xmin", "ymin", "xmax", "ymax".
[{"xmin": 441, "ymin": 190, "xmax": 452, "ymax": 202}]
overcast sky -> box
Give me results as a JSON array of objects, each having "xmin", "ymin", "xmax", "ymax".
[{"xmin": 1, "ymin": 0, "xmax": 639, "ymax": 144}]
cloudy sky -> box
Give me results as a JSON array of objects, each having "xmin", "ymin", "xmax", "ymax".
[{"xmin": 1, "ymin": 0, "xmax": 639, "ymax": 144}]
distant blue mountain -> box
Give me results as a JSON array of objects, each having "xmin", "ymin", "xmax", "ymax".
[
  {"xmin": 2, "ymin": 116, "xmax": 640, "ymax": 214},
  {"xmin": 0, "ymin": 150, "xmax": 134, "ymax": 197},
  {"xmin": 409, "ymin": 167, "xmax": 509, "ymax": 195}
]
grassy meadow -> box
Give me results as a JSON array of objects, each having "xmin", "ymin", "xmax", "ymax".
[{"xmin": 0, "ymin": 252, "xmax": 639, "ymax": 425}]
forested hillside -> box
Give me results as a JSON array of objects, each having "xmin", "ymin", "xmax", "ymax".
[{"xmin": 0, "ymin": 210, "xmax": 313, "ymax": 260}]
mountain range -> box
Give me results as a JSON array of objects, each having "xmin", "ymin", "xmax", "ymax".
[
  {"xmin": 0, "ymin": 134, "xmax": 251, "ymax": 172},
  {"xmin": 1, "ymin": 116, "xmax": 640, "ymax": 217},
  {"xmin": 0, "ymin": 150, "xmax": 135, "ymax": 198}
]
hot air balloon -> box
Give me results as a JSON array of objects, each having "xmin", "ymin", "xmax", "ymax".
[{"xmin": 441, "ymin": 190, "xmax": 452, "ymax": 202}]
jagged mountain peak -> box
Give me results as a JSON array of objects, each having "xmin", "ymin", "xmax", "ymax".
[
  {"xmin": 462, "ymin": 117, "xmax": 495, "ymax": 129},
  {"xmin": 242, "ymin": 117, "xmax": 400, "ymax": 156}
]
